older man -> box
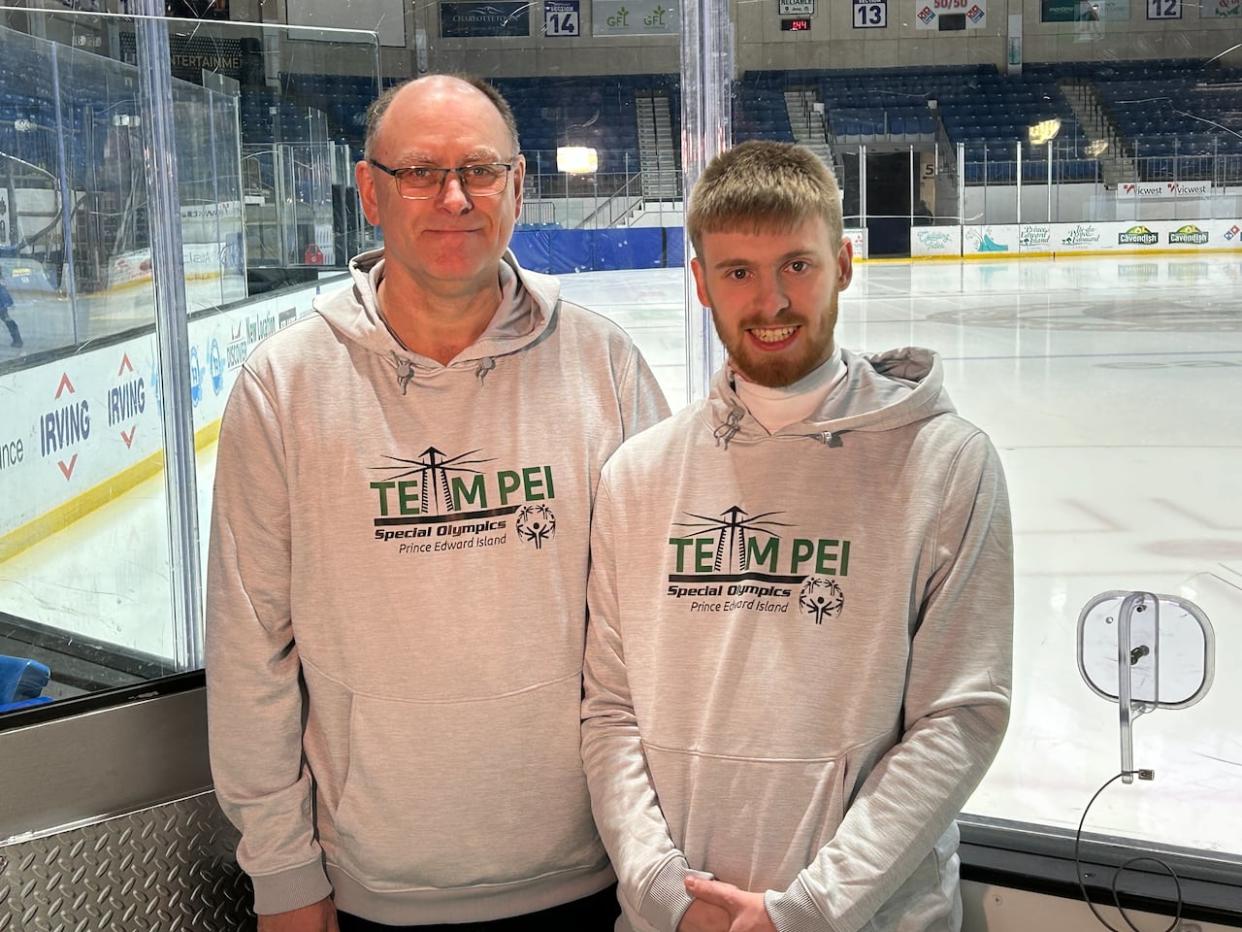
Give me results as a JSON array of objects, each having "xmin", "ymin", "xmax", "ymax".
[
  {"xmin": 582, "ymin": 141, "xmax": 1013, "ymax": 932},
  {"xmin": 207, "ymin": 74, "xmax": 668, "ymax": 932}
]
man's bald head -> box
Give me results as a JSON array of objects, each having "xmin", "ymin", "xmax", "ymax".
[{"xmin": 363, "ymin": 74, "xmax": 520, "ymax": 160}]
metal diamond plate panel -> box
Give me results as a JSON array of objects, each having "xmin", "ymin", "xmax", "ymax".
[{"xmin": 0, "ymin": 792, "xmax": 255, "ymax": 931}]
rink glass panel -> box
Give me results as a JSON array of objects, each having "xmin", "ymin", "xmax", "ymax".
[
  {"xmin": 0, "ymin": 16, "xmax": 180, "ymax": 691},
  {"xmin": 0, "ymin": 13, "xmax": 381, "ymax": 703},
  {"xmin": 734, "ymin": 0, "xmax": 1242, "ymax": 867},
  {"xmin": 0, "ymin": 0, "xmax": 1239, "ymax": 898}
]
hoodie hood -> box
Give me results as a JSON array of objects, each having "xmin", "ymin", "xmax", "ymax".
[
  {"xmin": 706, "ymin": 346, "xmax": 956, "ymax": 448},
  {"xmin": 313, "ymin": 247, "xmax": 564, "ymax": 391}
]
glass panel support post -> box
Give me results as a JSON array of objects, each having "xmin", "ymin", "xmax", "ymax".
[
  {"xmin": 909, "ymin": 144, "xmax": 914, "ymax": 224},
  {"xmin": 957, "ymin": 142, "xmax": 965, "ymax": 225},
  {"xmin": 859, "ymin": 144, "xmax": 867, "ymax": 227},
  {"xmin": 48, "ymin": 44, "xmax": 81, "ymax": 343},
  {"xmin": 982, "ymin": 145, "xmax": 988, "ymax": 223},
  {"xmin": 1047, "ymin": 140, "xmax": 1053, "ymax": 222},
  {"xmin": 681, "ymin": 0, "xmax": 733, "ymax": 402},
  {"xmin": 208, "ymin": 91, "xmax": 223, "ymax": 307},
  {"xmin": 1213, "ymin": 136, "xmax": 1219, "ymax": 218},
  {"xmin": 135, "ymin": 2, "xmax": 204, "ymax": 671},
  {"xmin": 235, "ymin": 97, "xmax": 249, "ymax": 281},
  {"xmin": 1016, "ymin": 142, "xmax": 1022, "ymax": 225},
  {"xmin": 275, "ymin": 144, "xmax": 290, "ymax": 264}
]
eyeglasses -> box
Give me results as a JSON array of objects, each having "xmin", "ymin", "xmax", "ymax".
[{"xmin": 368, "ymin": 159, "xmax": 516, "ymax": 199}]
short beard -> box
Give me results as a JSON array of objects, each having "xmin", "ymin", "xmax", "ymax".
[{"xmin": 716, "ymin": 320, "xmax": 832, "ymax": 388}]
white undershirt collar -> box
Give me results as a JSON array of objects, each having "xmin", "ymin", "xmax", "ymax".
[{"xmin": 731, "ymin": 347, "xmax": 846, "ymax": 433}]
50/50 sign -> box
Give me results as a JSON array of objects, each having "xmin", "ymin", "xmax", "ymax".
[{"xmin": 854, "ymin": 0, "xmax": 887, "ymax": 26}]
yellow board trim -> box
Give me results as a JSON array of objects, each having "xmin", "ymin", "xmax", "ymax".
[
  {"xmin": 3, "ymin": 243, "xmax": 1240, "ymax": 560},
  {"xmin": 0, "ymin": 419, "xmax": 222, "ymax": 565},
  {"xmin": 105, "ymin": 270, "xmax": 224, "ymax": 295}
]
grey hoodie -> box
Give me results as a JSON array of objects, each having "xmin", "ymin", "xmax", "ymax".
[
  {"xmin": 206, "ymin": 249, "xmax": 669, "ymax": 924},
  {"xmin": 582, "ymin": 347, "xmax": 1012, "ymax": 932}
]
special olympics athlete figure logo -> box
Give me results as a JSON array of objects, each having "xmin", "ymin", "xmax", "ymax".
[
  {"xmin": 516, "ymin": 504, "xmax": 556, "ymax": 549},
  {"xmin": 799, "ymin": 576, "xmax": 845, "ymax": 624}
]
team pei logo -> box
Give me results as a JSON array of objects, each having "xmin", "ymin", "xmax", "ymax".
[
  {"xmin": 799, "ymin": 576, "xmax": 845, "ymax": 624},
  {"xmin": 516, "ymin": 504, "xmax": 556, "ymax": 549}
]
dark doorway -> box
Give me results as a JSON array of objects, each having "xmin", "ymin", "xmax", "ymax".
[{"xmin": 865, "ymin": 152, "xmax": 913, "ymax": 258}]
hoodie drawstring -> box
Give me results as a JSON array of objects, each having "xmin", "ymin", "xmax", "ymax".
[
  {"xmin": 713, "ymin": 406, "xmax": 745, "ymax": 450},
  {"xmin": 715, "ymin": 413, "xmax": 843, "ymax": 449},
  {"xmin": 391, "ymin": 352, "xmax": 497, "ymax": 392},
  {"xmin": 477, "ymin": 356, "xmax": 496, "ymax": 384},
  {"xmin": 392, "ymin": 352, "xmax": 416, "ymax": 395}
]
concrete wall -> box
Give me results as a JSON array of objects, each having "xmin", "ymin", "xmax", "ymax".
[
  {"xmin": 9, "ymin": 1, "xmax": 1235, "ymax": 82},
  {"xmin": 734, "ymin": 0, "xmax": 1007, "ymax": 73},
  {"xmin": 8, "ymin": 0, "xmax": 1241, "ymax": 79},
  {"xmin": 732, "ymin": 0, "xmax": 1239, "ymax": 74},
  {"xmin": 1019, "ymin": 0, "xmax": 1238, "ymax": 63},
  {"xmin": 202, "ymin": 0, "xmax": 1242, "ymax": 79}
]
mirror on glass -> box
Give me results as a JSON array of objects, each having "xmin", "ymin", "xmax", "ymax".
[
  {"xmin": 1078, "ymin": 590, "xmax": 1214, "ymax": 709},
  {"xmin": 1078, "ymin": 590, "xmax": 1215, "ymax": 782}
]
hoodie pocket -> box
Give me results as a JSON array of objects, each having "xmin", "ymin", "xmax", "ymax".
[
  {"xmin": 643, "ymin": 743, "xmax": 848, "ymax": 893},
  {"xmin": 331, "ymin": 673, "xmax": 602, "ymax": 891}
]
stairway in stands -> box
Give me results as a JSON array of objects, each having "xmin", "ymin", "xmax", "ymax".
[
  {"xmin": 784, "ymin": 88, "xmax": 837, "ymax": 169},
  {"xmin": 1059, "ymin": 78, "xmax": 1138, "ymax": 187},
  {"xmin": 636, "ymin": 92, "xmax": 679, "ymax": 198}
]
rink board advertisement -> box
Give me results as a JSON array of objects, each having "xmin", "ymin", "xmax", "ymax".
[
  {"xmin": 0, "ymin": 282, "xmax": 327, "ymax": 547},
  {"xmin": 911, "ymin": 225, "xmax": 963, "ymax": 256},
  {"xmin": 1116, "ymin": 180, "xmax": 1212, "ymax": 199},
  {"xmin": 913, "ymin": 220, "xmax": 1242, "ymax": 256},
  {"xmin": 964, "ymin": 224, "xmax": 1020, "ymax": 254},
  {"xmin": 844, "ymin": 226, "xmax": 869, "ymax": 260},
  {"xmin": 1017, "ymin": 223, "xmax": 1053, "ymax": 251},
  {"xmin": 106, "ymin": 241, "xmax": 245, "ymax": 291},
  {"xmin": 1053, "ymin": 219, "xmax": 1242, "ymax": 252}
]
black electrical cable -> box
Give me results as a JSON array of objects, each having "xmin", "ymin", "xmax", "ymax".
[{"xmin": 1074, "ymin": 771, "xmax": 1184, "ymax": 932}]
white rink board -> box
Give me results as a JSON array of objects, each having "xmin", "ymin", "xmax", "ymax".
[
  {"xmin": 844, "ymin": 227, "xmax": 869, "ymax": 260},
  {"xmin": 1017, "ymin": 223, "xmax": 1053, "ymax": 251},
  {"xmin": 963, "ymin": 224, "xmax": 1020, "ymax": 255},
  {"xmin": 916, "ymin": 220, "xmax": 1242, "ymax": 256},
  {"xmin": 1050, "ymin": 219, "xmax": 1242, "ymax": 252},
  {"xmin": 0, "ymin": 282, "xmax": 331, "ymax": 538},
  {"xmin": 912, "ymin": 226, "xmax": 963, "ymax": 256}
]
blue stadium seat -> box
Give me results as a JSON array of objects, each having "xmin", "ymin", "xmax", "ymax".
[{"xmin": 0, "ymin": 655, "xmax": 51, "ymax": 713}]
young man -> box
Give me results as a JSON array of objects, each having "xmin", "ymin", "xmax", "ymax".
[
  {"xmin": 206, "ymin": 75, "xmax": 669, "ymax": 932},
  {"xmin": 582, "ymin": 141, "xmax": 1013, "ymax": 932}
]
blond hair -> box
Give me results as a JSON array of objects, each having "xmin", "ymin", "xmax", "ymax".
[{"xmin": 687, "ymin": 141, "xmax": 844, "ymax": 253}]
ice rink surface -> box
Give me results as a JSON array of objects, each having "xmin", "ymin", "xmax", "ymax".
[{"xmin": 2, "ymin": 254, "xmax": 1241, "ymax": 856}]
